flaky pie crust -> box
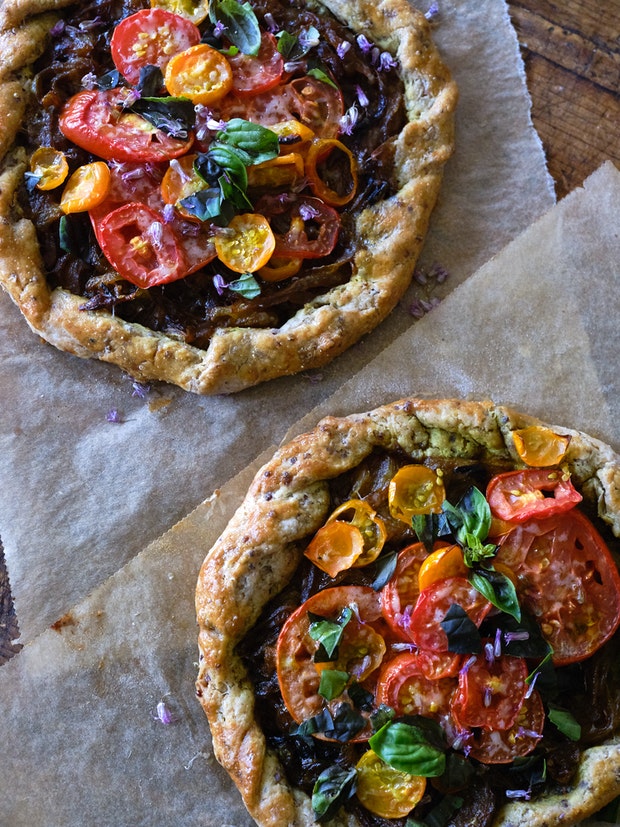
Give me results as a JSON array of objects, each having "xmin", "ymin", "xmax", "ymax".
[
  {"xmin": 195, "ymin": 397, "xmax": 620, "ymax": 827},
  {"xmin": 0, "ymin": 0, "xmax": 457, "ymax": 394}
]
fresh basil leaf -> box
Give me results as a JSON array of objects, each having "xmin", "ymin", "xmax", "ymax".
[
  {"xmin": 301, "ymin": 703, "xmax": 365, "ymax": 742},
  {"xmin": 369, "ymin": 721, "xmax": 446, "ymax": 777},
  {"xmin": 23, "ymin": 171, "xmax": 41, "ymax": 192},
  {"xmin": 443, "ymin": 486, "xmax": 492, "ymax": 547},
  {"xmin": 481, "ymin": 612, "xmax": 551, "ymax": 659},
  {"xmin": 371, "ymin": 550, "xmax": 398, "ymax": 591},
  {"xmin": 307, "ymin": 67, "xmax": 338, "ymax": 90},
  {"xmin": 130, "ymin": 97, "xmax": 195, "ymax": 138},
  {"xmin": 217, "ymin": 118, "xmax": 279, "ymax": 165},
  {"xmin": 438, "ymin": 752, "xmax": 475, "ymax": 791},
  {"xmin": 227, "ymin": 272, "xmax": 261, "ymax": 299},
  {"xmin": 412, "ymin": 511, "xmax": 452, "ymax": 553},
  {"xmin": 205, "ymin": 144, "xmax": 248, "ymax": 190},
  {"xmin": 308, "ymin": 606, "xmax": 352, "ymax": 660},
  {"xmin": 136, "ymin": 65, "xmax": 164, "ymax": 97},
  {"xmin": 312, "ymin": 764, "xmax": 357, "ymax": 821},
  {"xmin": 179, "ymin": 188, "xmax": 223, "ymax": 222},
  {"xmin": 470, "ymin": 568, "xmax": 521, "ymax": 621},
  {"xmin": 400, "ymin": 714, "xmax": 447, "ymax": 752},
  {"xmin": 369, "ymin": 704, "xmax": 395, "ymax": 732},
  {"xmin": 548, "ymin": 704, "xmax": 581, "ymax": 741},
  {"xmin": 58, "ymin": 214, "xmax": 90, "ymax": 260},
  {"xmin": 275, "ymin": 29, "xmax": 297, "ymax": 58},
  {"xmin": 219, "ymin": 172, "xmax": 253, "ymax": 212},
  {"xmin": 348, "ymin": 681, "xmax": 374, "ymax": 710},
  {"xmin": 461, "ymin": 534, "xmax": 497, "ymax": 567},
  {"xmin": 276, "ymin": 26, "xmax": 320, "ymax": 60},
  {"xmin": 95, "ymin": 69, "xmax": 122, "ymax": 90},
  {"xmin": 441, "ymin": 603, "xmax": 482, "ymax": 654},
  {"xmin": 318, "ymin": 669, "xmax": 349, "ymax": 701},
  {"xmin": 209, "ymin": 0, "xmax": 261, "ymax": 55}
]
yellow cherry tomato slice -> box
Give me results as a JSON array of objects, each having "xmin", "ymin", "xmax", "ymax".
[
  {"xmin": 161, "ymin": 154, "xmax": 206, "ymax": 220},
  {"xmin": 214, "ymin": 213, "xmax": 276, "ymax": 273},
  {"xmin": 388, "ymin": 465, "xmax": 446, "ymax": 524},
  {"xmin": 305, "ymin": 521, "xmax": 364, "ymax": 577},
  {"xmin": 247, "ymin": 153, "xmax": 305, "ymax": 189},
  {"xmin": 512, "ymin": 425, "xmax": 571, "ymax": 467},
  {"xmin": 30, "ymin": 146, "xmax": 69, "ymax": 190},
  {"xmin": 417, "ymin": 543, "xmax": 467, "ymax": 592},
  {"xmin": 257, "ymin": 256, "xmax": 303, "ymax": 282},
  {"xmin": 305, "ymin": 138, "xmax": 357, "ymax": 206},
  {"xmin": 164, "ymin": 43, "xmax": 233, "ymax": 104},
  {"xmin": 150, "ymin": 0, "xmax": 209, "ymax": 25},
  {"xmin": 327, "ymin": 499, "xmax": 387, "ymax": 567},
  {"xmin": 60, "ymin": 161, "xmax": 111, "ymax": 213},
  {"xmin": 269, "ymin": 119, "xmax": 315, "ymax": 155},
  {"xmin": 355, "ymin": 750, "xmax": 426, "ymax": 819}
]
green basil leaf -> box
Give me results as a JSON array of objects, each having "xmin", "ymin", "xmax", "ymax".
[
  {"xmin": 216, "ymin": 118, "xmax": 279, "ymax": 165},
  {"xmin": 470, "ymin": 568, "xmax": 521, "ymax": 621},
  {"xmin": 438, "ymin": 752, "xmax": 475, "ymax": 791},
  {"xmin": 443, "ymin": 486, "xmax": 492, "ymax": 547},
  {"xmin": 371, "ymin": 550, "xmax": 398, "ymax": 591},
  {"xmin": 299, "ymin": 702, "xmax": 365, "ymax": 743},
  {"xmin": 136, "ymin": 65, "xmax": 164, "ymax": 97},
  {"xmin": 307, "ymin": 67, "xmax": 338, "ymax": 90},
  {"xmin": 276, "ymin": 26, "xmax": 320, "ymax": 59},
  {"xmin": 219, "ymin": 172, "xmax": 253, "ymax": 212},
  {"xmin": 412, "ymin": 512, "xmax": 452, "ymax": 554},
  {"xmin": 369, "ymin": 704, "xmax": 395, "ymax": 732},
  {"xmin": 130, "ymin": 97, "xmax": 195, "ymax": 138},
  {"xmin": 205, "ymin": 144, "xmax": 248, "ymax": 190},
  {"xmin": 228, "ymin": 272, "xmax": 261, "ymax": 299},
  {"xmin": 440, "ymin": 603, "xmax": 482, "ymax": 654},
  {"xmin": 347, "ymin": 681, "xmax": 374, "ymax": 711},
  {"xmin": 179, "ymin": 188, "xmax": 224, "ymax": 222},
  {"xmin": 318, "ymin": 669, "xmax": 349, "ymax": 701},
  {"xmin": 209, "ymin": 0, "xmax": 261, "ymax": 55},
  {"xmin": 312, "ymin": 764, "xmax": 357, "ymax": 821},
  {"xmin": 548, "ymin": 704, "xmax": 581, "ymax": 741},
  {"xmin": 275, "ymin": 29, "xmax": 297, "ymax": 57},
  {"xmin": 481, "ymin": 612, "xmax": 551, "ymax": 659},
  {"xmin": 461, "ymin": 534, "xmax": 497, "ymax": 567},
  {"xmin": 58, "ymin": 214, "xmax": 91, "ymax": 260},
  {"xmin": 23, "ymin": 171, "xmax": 42, "ymax": 192},
  {"xmin": 95, "ymin": 68, "xmax": 122, "ymax": 90},
  {"xmin": 308, "ymin": 606, "xmax": 352, "ymax": 660},
  {"xmin": 369, "ymin": 721, "xmax": 446, "ymax": 777}
]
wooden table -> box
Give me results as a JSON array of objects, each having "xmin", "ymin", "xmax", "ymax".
[{"xmin": 0, "ymin": 0, "xmax": 619, "ymax": 664}]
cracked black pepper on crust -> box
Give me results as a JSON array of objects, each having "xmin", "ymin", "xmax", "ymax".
[
  {"xmin": 0, "ymin": 0, "xmax": 456, "ymax": 393},
  {"xmin": 195, "ymin": 397, "xmax": 620, "ymax": 827}
]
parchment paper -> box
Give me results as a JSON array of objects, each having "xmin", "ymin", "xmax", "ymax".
[
  {"xmin": 0, "ymin": 162, "xmax": 618, "ymax": 827},
  {"xmin": 0, "ymin": 0, "xmax": 555, "ymax": 644}
]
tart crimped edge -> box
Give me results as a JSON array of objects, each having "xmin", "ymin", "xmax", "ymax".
[{"xmin": 195, "ymin": 397, "xmax": 620, "ymax": 826}]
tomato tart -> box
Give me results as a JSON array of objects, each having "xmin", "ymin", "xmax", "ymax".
[
  {"xmin": 0, "ymin": 0, "xmax": 456, "ymax": 394},
  {"xmin": 195, "ymin": 398, "xmax": 620, "ymax": 826}
]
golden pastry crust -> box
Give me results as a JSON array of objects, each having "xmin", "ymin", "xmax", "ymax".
[
  {"xmin": 0, "ymin": 0, "xmax": 456, "ymax": 394},
  {"xmin": 195, "ymin": 397, "xmax": 620, "ymax": 827}
]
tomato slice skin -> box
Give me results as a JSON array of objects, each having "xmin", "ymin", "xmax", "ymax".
[
  {"xmin": 110, "ymin": 8, "xmax": 201, "ymax": 85},
  {"xmin": 376, "ymin": 653, "xmax": 457, "ymax": 722},
  {"xmin": 465, "ymin": 690, "xmax": 545, "ymax": 764},
  {"xmin": 276, "ymin": 585, "xmax": 384, "ymax": 726},
  {"xmin": 98, "ymin": 202, "xmax": 186, "ymax": 288},
  {"xmin": 59, "ymin": 90, "xmax": 194, "ymax": 164},
  {"xmin": 496, "ymin": 510, "xmax": 620, "ymax": 664},
  {"xmin": 256, "ymin": 195, "xmax": 340, "ymax": 259},
  {"xmin": 408, "ymin": 576, "xmax": 492, "ymax": 653},
  {"xmin": 380, "ymin": 542, "xmax": 429, "ymax": 641},
  {"xmin": 450, "ymin": 653, "xmax": 528, "ymax": 732},
  {"xmin": 486, "ymin": 468, "xmax": 582, "ymax": 523},
  {"xmin": 228, "ymin": 32, "xmax": 284, "ymax": 97}
]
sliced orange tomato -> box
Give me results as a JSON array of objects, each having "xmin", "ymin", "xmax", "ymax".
[
  {"xmin": 29, "ymin": 146, "xmax": 69, "ymax": 191},
  {"xmin": 417, "ymin": 544, "xmax": 467, "ymax": 592},
  {"xmin": 355, "ymin": 750, "xmax": 426, "ymax": 819},
  {"xmin": 150, "ymin": 0, "xmax": 209, "ymax": 25},
  {"xmin": 305, "ymin": 520, "xmax": 365, "ymax": 577},
  {"xmin": 257, "ymin": 256, "xmax": 303, "ymax": 282},
  {"xmin": 214, "ymin": 213, "xmax": 275, "ymax": 273},
  {"xmin": 269, "ymin": 119, "xmax": 315, "ymax": 155},
  {"xmin": 388, "ymin": 465, "xmax": 446, "ymax": 524},
  {"xmin": 164, "ymin": 44, "xmax": 233, "ymax": 105},
  {"xmin": 247, "ymin": 153, "xmax": 305, "ymax": 189},
  {"xmin": 327, "ymin": 499, "xmax": 387, "ymax": 567},
  {"xmin": 60, "ymin": 162, "xmax": 111, "ymax": 213},
  {"xmin": 161, "ymin": 154, "xmax": 206, "ymax": 220},
  {"xmin": 512, "ymin": 425, "xmax": 571, "ymax": 467},
  {"xmin": 305, "ymin": 138, "xmax": 357, "ymax": 206}
]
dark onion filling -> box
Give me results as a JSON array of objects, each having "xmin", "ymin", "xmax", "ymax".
[
  {"xmin": 18, "ymin": 0, "xmax": 406, "ymax": 348},
  {"xmin": 238, "ymin": 450, "xmax": 620, "ymax": 826}
]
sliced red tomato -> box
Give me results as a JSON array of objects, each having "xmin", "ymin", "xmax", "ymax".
[
  {"xmin": 496, "ymin": 510, "xmax": 620, "ymax": 665},
  {"xmin": 98, "ymin": 203, "xmax": 186, "ymax": 288},
  {"xmin": 408, "ymin": 577, "xmax": 492, "ymax": 654},
  {"xmin": 228, "ymin": 32, "xmax": 284, "ymax": 97},
  {"xmin": 110, "ymin": 8, "xmax": 201, "ymax": 85},
  {"xmin": 59, "ymin": 90, "xmax": 194, "ymax": 164},
  {"xmin": 285, "ymin": 76, "xmax": 344, "ymax": 139},
  {"xmin": 256, "ymin": 195, "xmax": 340, "ymax": 259},
  {"xmin": 486, "ymin": 468, "xmax": 582, "ymax": 523},
  {"xmin": 450, "ymin": 653, "xmax": 528, "ymax": 732},
  {"xmin": 276, "ymin": 585, "xmax": 384, "ymax": 725},
  {"xmin": 465, "ymin": 690, "xmax": 545, "ymax": 764},
  {"xmin": 376, "ymin": 653, "xmax": 457, "ymax": 724},
  {"xmin": 381, "ymin": 542, "xmax": 429, "ymax": 641}
]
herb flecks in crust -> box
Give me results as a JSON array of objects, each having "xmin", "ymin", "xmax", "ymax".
[
  {"xmin": 195, "ymin": 398, "xmax": 620, "ymax": 827},
  {"xmin": 0, "ymin": 0, "xmax": 456, "ymax": 393}
]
